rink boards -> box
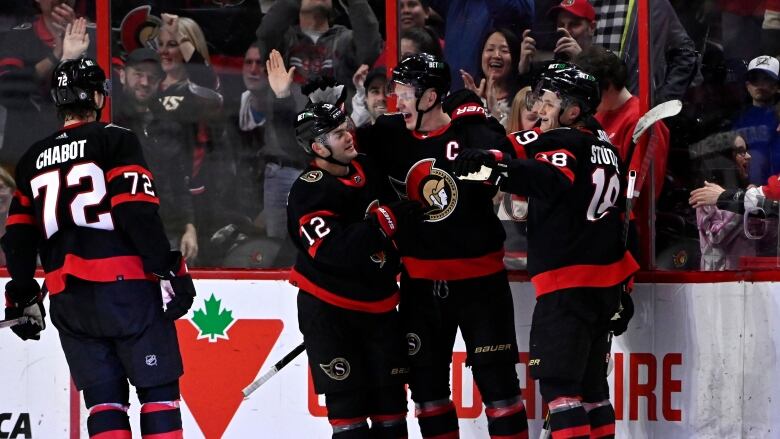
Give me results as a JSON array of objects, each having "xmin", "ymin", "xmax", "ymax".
[{"xmin": 1, "ymin": 278, "xmax": 778, "ymax": 439}]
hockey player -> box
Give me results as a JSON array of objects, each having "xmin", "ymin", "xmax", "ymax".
[
  {"xmin": 356, "ymin": 53, "xmax": 529, "ymax": 439},
  {"xmin": 289, "ymin": 102, "xmax": 422, "ymax": 438},
  {"xmin": 2, "ymin": 58, "xmax": 195, "ymax": 439},
  {"xmin": 453, "ymin": 62, "xmax": 639, "ymax": 439}
]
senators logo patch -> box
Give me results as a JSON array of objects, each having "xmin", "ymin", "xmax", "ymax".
[
  {"xmin": 300, "ymin": 170, "xmax": 323, "ymax": 182},
  {"xmin": 319, "ymin": 357, "xmax": 351, "ymax": 381},
  {"xmin": 390, "ymin": 159, "xmax": 458, "ymax": 222}
]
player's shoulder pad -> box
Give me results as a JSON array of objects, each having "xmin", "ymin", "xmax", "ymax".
[{"xmin": 187, "ymin": 82, "xmax": 224, "ymax": 104}]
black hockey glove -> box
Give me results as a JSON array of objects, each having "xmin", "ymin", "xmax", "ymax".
[
  {"xmin": 452, "ymin": 148, "xmax": 510, "ymax": 185},
  {"xmin": 4, "ymin": 279, "xmax": 46, "ymax": 341},
  {"xmin": 372, "ymin": 200, "xmax": 426, "ymax": 239},
  {"xmin": 609, "ymin": 291, "xmax": 634, "ymax": 336},
  {"xmin": 154, "ymin": 251, "xmax": 196, "ymax": 320},
  {"xmin": 443, "ymin": 89, "xmax": 488, "ymax": 124}
]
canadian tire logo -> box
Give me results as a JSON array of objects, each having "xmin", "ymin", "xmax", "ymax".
[{"xmin": 176, "ymin": 294, "xmax": 283, "ymax": 438}]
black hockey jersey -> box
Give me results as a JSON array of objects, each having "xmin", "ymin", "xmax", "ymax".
[
  {"xmin": 286, "ymin": 154, "xmax": 402, "ymax": 313},
  {"xmin": 2, "ymin": 122, "xmax": 171, "ymax": 294},
  {"xmin": 498, "ymin": 126, "xmax": 639, "ymax": 297},
  {"xmin": 356, "ymin": 113, "xmax": 512, "ymax": 280}
]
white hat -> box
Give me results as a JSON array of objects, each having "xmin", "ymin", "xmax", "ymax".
[{"xmin": 747, "ymin": 55, "xmax": 779, "ymax": 81}]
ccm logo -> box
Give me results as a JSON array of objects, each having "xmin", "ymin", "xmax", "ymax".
[{"xmin": 474, "ymin": 344, "xmax": 512, "ymax": 353}]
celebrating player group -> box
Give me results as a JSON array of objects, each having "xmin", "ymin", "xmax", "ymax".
[{"xmin": 5, "ymin": 48, "xmax": 642, "ymax": 438}]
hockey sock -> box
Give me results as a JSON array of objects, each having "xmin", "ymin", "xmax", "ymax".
[
  {"xmin": 414, "ymin": 398, "xmax": 459, "ymax": 438},
  {"xmin": 583, "ymin": 400, "xmax": 615, "ymax": 439},
  {"xmin": 485, "ymin": 395, "xmax": 529, "ymax": 439},
  {"xmin": 140, "ymin": 401, "xmax": 183, "ymax": 438},
  {"xmin": 87, "ymin": 403, "xmax": 131, "ymax": 439},
  {"xmin": 547, "ymin": 397, "xmax": 590, "ymax": 439},
  {"xmin": 370, "ymin": 413, "xmax": 408, "ymax": 438},
  {"xmin": 330, "ymin": 417, "xmax": 370, "ymax": 438}
]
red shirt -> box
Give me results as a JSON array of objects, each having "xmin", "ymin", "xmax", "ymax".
[{"xmin": 595, "ymin": 95, "xmax": 670, "ymax": 201}]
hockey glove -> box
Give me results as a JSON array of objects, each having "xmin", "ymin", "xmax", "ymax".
[
  {"xmin": 609, "ymin": 290, "xmax": 634, "ymax": 336},
  {"xmin": 4, "ymin": 279, "xmax": 46, "ymax": 341},
  {"xmin": 153, "ymin": 251, "xmax": 196, "ymax": 320},
  {"xmin": 443, "ymin": 89, "xmax": 488, "ymax": 123},
  {"xmin": 371, "ymin": 200, "xmax": 426, "ymax": 239},
  {"xmin": 452, "ymin": 148, "xmax": 510, "ymax": 184}
]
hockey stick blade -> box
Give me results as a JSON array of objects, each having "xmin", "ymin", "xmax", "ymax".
[
  {"xmin": 631, "ymin": 100, "xmax": 682, "ymax": 145},
  {"xmin": 242, "ymin": 342, "xmax": 306, "ymax": 398},
  {"xmin": 0, "ymin": 316, "xmax": 30, "ymax": 329},
  {"xmin": 457, "ymin": 165, "xmax": 493, "ymax": 181}
]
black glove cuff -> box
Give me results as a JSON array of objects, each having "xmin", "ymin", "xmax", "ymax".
[
  {"xmin": 5, "ymin": 279, "xmax": 41, "ymax": 307},
  {"xmin": 153, "ymin": 251, "xmax": 186, "ymax": 280}
]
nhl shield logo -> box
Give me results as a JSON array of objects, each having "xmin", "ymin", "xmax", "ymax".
[
  {"xmin": 407, "ymin": 333, "xmax": 421, "ymax": 356},
  {"xmin": 145, "ymin": 354, "xmax": 158, "ymax": 366},
  {"xmin": 320, "ymin": 358, "xmax": 351, "ymax": 381}
]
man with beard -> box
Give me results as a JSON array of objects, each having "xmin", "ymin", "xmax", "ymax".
[
  {"xmin": 114, "ymin": 48, "xmax": 198, "ymax": 262},
  {"xmin": 350, "ymin": 66, "xmax": 388, "ymax": 127}
]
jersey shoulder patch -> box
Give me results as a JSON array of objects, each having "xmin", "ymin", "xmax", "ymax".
[{"xmin": 299, "ymin": 170, "xmax": 323, "ymax": 183}]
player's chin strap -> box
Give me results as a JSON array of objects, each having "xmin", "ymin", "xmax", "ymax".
[
  {"xmin": 314, "ymin": 140, "xmax": 352, "ymax": 167},
  {"xmin": 414, "ymin": 94, "xmax": 439, "ymax": 131}
]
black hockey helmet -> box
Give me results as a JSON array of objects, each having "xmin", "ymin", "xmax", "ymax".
[
  {"xmin": 391, "ymin": 52, "xmax": 450, "ymax": 103},
  {"xmin": 294, "ymin": 103, "xmax": 347, "ymax": 155},
  {"xmin": 51, "ymin": 57, "xmax": 109, "ymax": 108},
  {"xmin": 532, "ymin": 62, "xmax": 600, "ymax": 116}
]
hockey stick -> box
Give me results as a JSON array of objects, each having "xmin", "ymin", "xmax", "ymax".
[
  {"xmin": 621, "ymin": 100, "xmax": 682, "ymax": 245},
  {"xmin": 242, "ymin": 342, "xmax": 306, "ymax": 398},
  {"xmin": 0, "ymin": 316, "xmax": 30, "ymax": 329}
]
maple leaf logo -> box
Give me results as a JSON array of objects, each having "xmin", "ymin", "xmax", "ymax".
[{"xmin": 191, "ymin": 294, "xmax": 235, "ymax": 342}]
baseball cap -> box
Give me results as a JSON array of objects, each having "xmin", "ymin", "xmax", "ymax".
[
  {"xmin": 126, "ymin": 48, "xmax": 161, "ymax": 67},
  {"xmin": 364, "ymin": 67, "xmax": 387, "ymax": 91},
  {"xmin": 548, "ymin": 0, "xmax": 596, "ymax": 22},
  {"xmin": 747, "ymin": 55, "xmax": 779, "ymax": 81}
]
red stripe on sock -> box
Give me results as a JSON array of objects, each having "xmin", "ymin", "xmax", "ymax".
[
  {"xmin": 485, "ymin": 401, "xmax": 525, "ymax": 419},
  {"xmin": 552, "ymin": 425, "xmax": 590, "ymax": 439},
  {"xmin": 329, "ymin": 416, "xmax": 367, "ymax": 426},
  {"xmin": 424, "ymin": 432, "xmax": 460, "ymax": 439},
  {"xmin": 416, "ymin": 402, "xmax": 456, "ymax": 418},
  {"xmin": 142, "ymin": 431, "xmax": 183, "ymax": 439},
  {"xmin": 490, "ymin": 432, "xmax": 529, "ymax": 439},
  {"xmin": 590, "ymin": 423, "xmax": 615, "ymax": 438},
  {"xmin": 91, "ymin": 431, "xmax": 132, "ymax": 439},
  {"xmin": 141, "ymin": 402, "xmax": 180, "ymax": 414}
]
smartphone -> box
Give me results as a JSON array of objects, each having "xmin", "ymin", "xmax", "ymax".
[{"xmin": 529, "ymin": 30, "xmax": 566, "ymax": 52}]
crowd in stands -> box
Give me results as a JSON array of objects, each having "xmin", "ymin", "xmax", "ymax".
[{"xmin": 0, "ymin": 0, "xmax": 779, "ymax": 271}]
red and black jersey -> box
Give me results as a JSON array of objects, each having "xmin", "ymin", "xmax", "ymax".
[
  {"xmin": 1, "ymin": 122, "xmax": 171, "ymax": 294},
  {"xmin": 356, "ymin": 113, "xmax": 512, "ymax": 280},
  {"xmin": 286, "ymin": 154, "xmax": 401, "ymax": 313},
  {"xmin": 498, "ymin": 125, "xmax": 639, "ymax": 297}
]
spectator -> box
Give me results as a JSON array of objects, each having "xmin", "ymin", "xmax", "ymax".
[
  {"xmin": 400, "ymin": 0, "xmax": 431, "ymax": 31},
  {"xmin": 261, "ymin": 49, "xmax": 315, "ymax": 265},
  {"xmin": 155, "ymin": 13, "xmax": 233, "ymax": 265},
  {"xmin": 428, "ymin": 0, "xmax": 534, "ymax": 90},
  {"xmin": 233, "ymin": 41, "xmax": 270, "ymax": 223},
  {"xmin": 592, "ymin": 0, "xmax": 699, "ymax": 103},
  {"xmin": 507, "ymin": 86, "xmax": 540, "ymax": 132},
  {"xmin": 350, "ymin": 65, "xmax": 387, "ymax": 127},
  {"xmin": 114, "ymin": 48, "xmax": 198, "ymax": 263},
  {"xmin": 0, "ymin": 0, "xmax": 89, "ymax": 165},
  {"xmin": 0, "ymin": 167, "xmax": 15, "ymax": 266},
  {"xmin": 718, "ymin": 0, "xmax": 765, "ymax": 63},
  {"xmin": 255, "ymin": 0, "xmax": 383, "ymax": 92},
  {"xmin": 517, "ymin": 0, "xmax": 595, "ymax": 82},
  {"xmin": 575, "ymin": 45, "xmax": 670, "ymax": 202},
  {"xmin": 690, "ymin": 132, "xmax": 756, "ymax": 270},
  {"xmin": 461, "ymin": 28, "xmax": 522, "ymax": 129},
  {"xmin": 732, "ymin": 55, "xmax": 780, "ymax": 185},
  {"xmin": 400, "ymin": 26, "xmax": 442, "ymax": 59}
]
